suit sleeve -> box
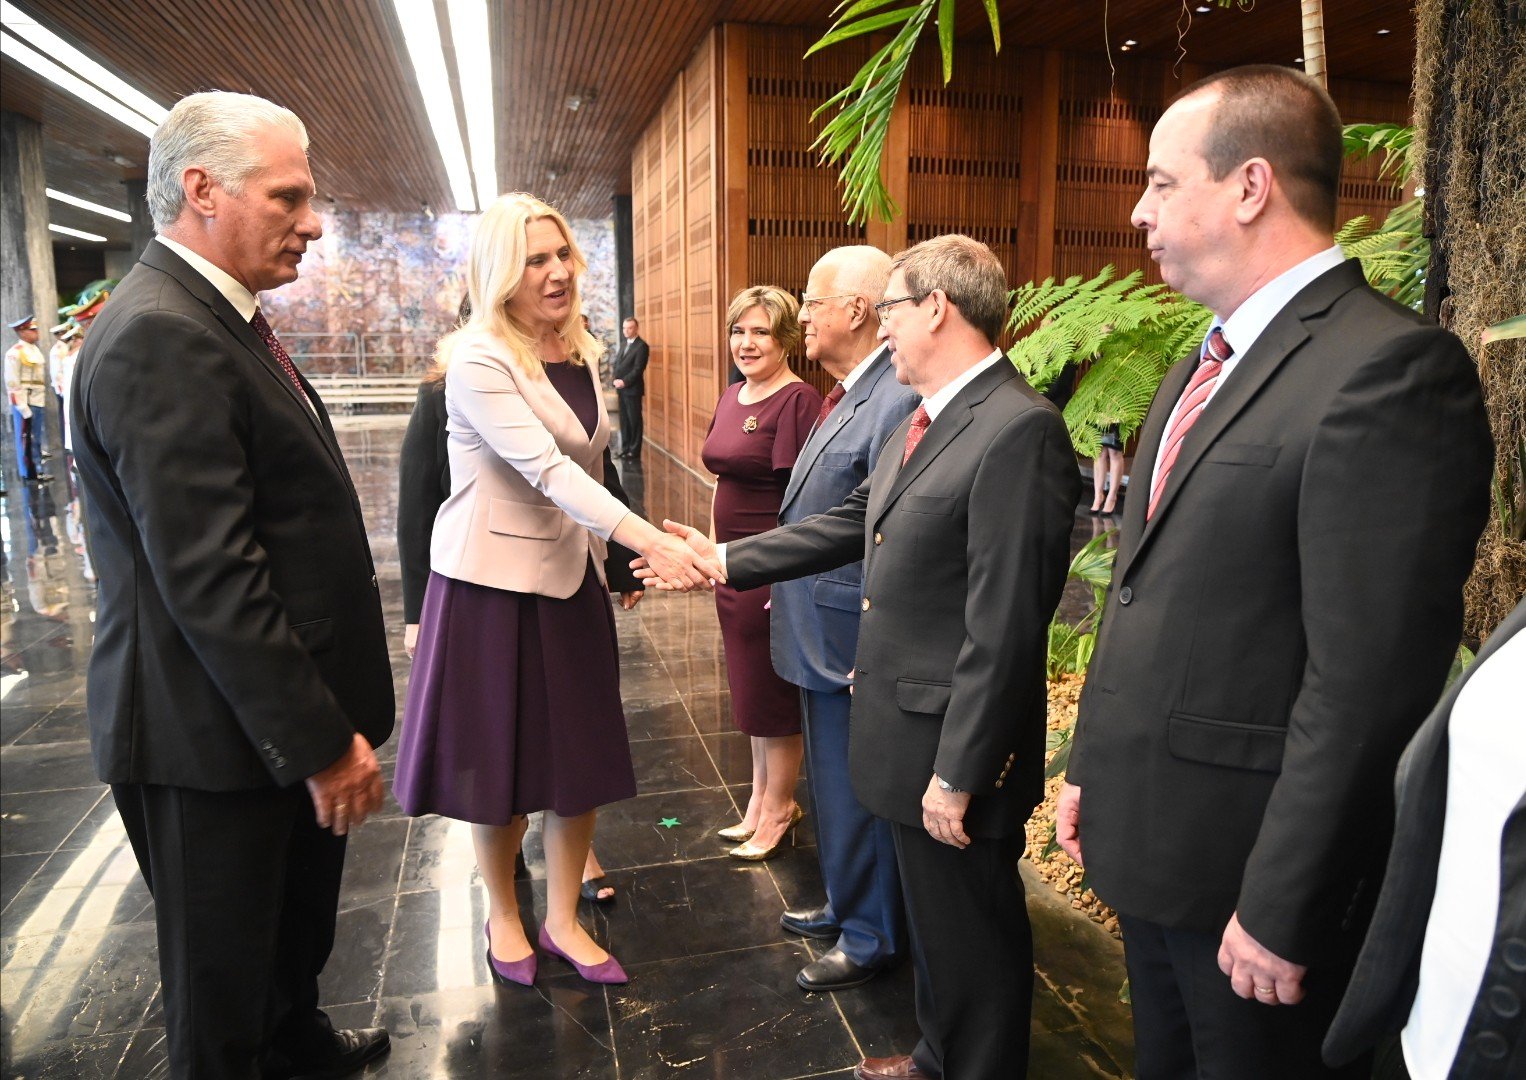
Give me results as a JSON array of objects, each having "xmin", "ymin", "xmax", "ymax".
[
  {"xmin": 727, "ymin": 475, "xmax": 871, "ymax": 590},
  {"xmin": 86, "ymin": 312, "xmax": 355, "ymax": 782},
  {"xmin": 630, "ymin": 339, "xmax": 649, "ymax": 388},
  {"xmin": 449, "ymin": 346, "xmax": 630, "ymax": 540},
  {"xmin": 1236, "ymin": 326, "xmax": 1493, "ymax": 963},
  {"xmin": 600, "ymin": 446, "xmax": 641, "ymax": 592},
  {"xmin": 934, "ymin": 407, "xmax": 1079, "ymax": 791},
  {"xmin": 397, "ymin": 381, "xmax": 447, "ymax": 623}
]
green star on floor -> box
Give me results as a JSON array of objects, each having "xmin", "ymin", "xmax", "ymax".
[{"xmin": 658, "ymin": 817, "xmax": 681, "ymax": 829}]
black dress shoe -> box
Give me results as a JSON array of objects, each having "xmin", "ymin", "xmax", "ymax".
[
  {"xmin": 798, "ymin": 945, "xmax": 879, "ymax": 992},
  {"xmin": 780, "ymin": 904, "xmax": 838, "ymax": 940},
  {"xmin": 286, "ymin": 1028, "xmax": 391, "ymax": 1079}
]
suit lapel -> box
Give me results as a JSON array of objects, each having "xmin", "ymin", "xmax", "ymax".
[
  {"xmin": 1123, "ymin": 262, "xmax": 1366, "ymax": 573},
  {"xmin": 142, "ymin": 243, "xmax": 344, "ymax": 459},
  {"xmin": 872, "ymin": 359, "xmax": 1013, "ymax": 525},
  {"xmin": 781, "ymin": 347, "xmax": 890, "ymax": 512}
]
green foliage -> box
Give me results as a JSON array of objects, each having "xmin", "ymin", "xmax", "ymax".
[
  {"xmin": 1446, "ymin": 642, "xmax": 1477, "ymax": 689},
  {"xmin": 1044, "ymin": 530, "xmax": 1118, "ymax": 682},
  {"xmin": 1006, "ymin": 268, "xmax": 1212, "ymax": 457},
  {"xmin": 1482, "ymin": 313, "xmax": 1526, "ymax": 344},
  {"xmin": 1338, "ymin": 196, "xmax": 1426, "ymax": 310},
  {"xmin": 807, "ymin": 0, "xmax": 1000, "ymax": 224},
  {"xmin": 1343, "ymin": 122, "xmax": 1416, "ymax": 187}
]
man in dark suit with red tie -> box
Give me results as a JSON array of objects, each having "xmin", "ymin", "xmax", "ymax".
[
  {"xmin": 1057, "ymin": 65, "xmax": 1494, "ymax": 1078},
  {"xmin": 648, "ymin": 234, "xmax": 1079, "ymax": 1079},
  {"xmin": 71, "ymin": 91, "xmax": 394, "ymax": 1079}
]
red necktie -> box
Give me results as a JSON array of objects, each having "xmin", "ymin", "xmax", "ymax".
[
  {"xmin": 901, "ymin": 405, "xmax": 931, "ymax": 465},
  {"xmin": 814, "ymin": 382, "xmax": 846, "ymax": 431},
  {"xmin": 1147, "ymin": 327, "xmax": 1232, "ymax": 519},
  {"xmin": 250, "ymin": 309, "xmax": 312, "ymax": 408}
]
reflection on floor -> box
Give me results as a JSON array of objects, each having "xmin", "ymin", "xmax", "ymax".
[{"xmin": 1, "ymin": 418, "xmax": 1131, "ymax": 1079}]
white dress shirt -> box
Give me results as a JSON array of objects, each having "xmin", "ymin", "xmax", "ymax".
[
  {"xmin": 921, "ymin": 349, "xmax": 1003, "ymax": 422},
  {"xmin": 155, "ymin": 236, "xmax": 314, "ymax": 412},
  {"xmin": 1148, "ymin": 246, "xmax": 1347, "ymax": 497},
  {"xmin": 155, "ymin": 235, "xmax": 259, "ymax": 321},
  {"xmin": 1402, "ymin": 631, "xmax": 1526, "ymax": 1079}
]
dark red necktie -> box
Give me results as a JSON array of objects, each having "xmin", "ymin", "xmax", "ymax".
[
  {"xmin": 814, "ymin": 382, "xmax": 846, "ymax": 430},
  {"xmin": 1147, "ymin": 326, "xmax": 1232, "ymax": 519},
  {"xmin": 901, "ymin": 405, "xmax": 931, "ymax": 465},
  {"xmin": 250, "ymin": 309, "xmax": 312, "ymax": 408}
]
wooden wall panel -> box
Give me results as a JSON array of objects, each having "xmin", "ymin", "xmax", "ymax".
[
  {"xmin": 744, "ymin": 26, "xmax": 872, "ymax": 397},
  {"xmin": 904, "ymin": 43, "xmax": 1029, "ymax": 301},
  {"xmin": 684, "ymin": 36, "xmax": 722, "ymax": 471},
  {"xmin": 632, "ymin": 35, "xmax": 1410, "ymax": 468},
  {"xmin": 1053, "ymin": 54, "xmax": 1167, "ymax": 285}
]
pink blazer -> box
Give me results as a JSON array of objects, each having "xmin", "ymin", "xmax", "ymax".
[{"xmin": 429, "ymin": 331, "xmax": 630, "ymax": 598}]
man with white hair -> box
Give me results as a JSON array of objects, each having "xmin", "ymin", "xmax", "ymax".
[
  {"xmin": 772, "ymin": 245, "xmax": 917, "ymax": 992},
  {"xmin": 71, "ymin": 91, "xmax": 394, "ymax": 1079}
]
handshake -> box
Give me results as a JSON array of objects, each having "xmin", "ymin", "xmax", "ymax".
[{"xmin": 630, "ymin": 519, "xmax": 725, "ymax": 593}]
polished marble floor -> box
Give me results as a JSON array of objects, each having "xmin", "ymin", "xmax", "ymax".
[{"xmin": 0, "ymin": 415, "xmax": 1131, "ymax": 1079}]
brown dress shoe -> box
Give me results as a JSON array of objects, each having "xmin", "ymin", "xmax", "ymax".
[{"xmin": 854, "ymin": 1055, "xmax": 931, "ymax": 1080}]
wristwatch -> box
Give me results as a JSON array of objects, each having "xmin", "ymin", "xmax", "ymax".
[{"xmin": 935, "ymin": 774, "xmax": 965, "ymax": 794}]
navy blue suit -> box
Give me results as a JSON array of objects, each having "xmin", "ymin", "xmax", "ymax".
[{"xmin": 770, "ymin": 346, "xmax": 918, "ymax": 968}]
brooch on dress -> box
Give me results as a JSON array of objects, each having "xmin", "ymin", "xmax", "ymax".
[{"xmin": 742, "ymin": 415, "xmax": 759, "ymax": 434}]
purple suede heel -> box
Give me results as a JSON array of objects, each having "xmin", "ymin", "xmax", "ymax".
[
  {"xmin": 484, "ymin": 919, "xmax": 537, "ymax": 986},
  {"xmin": 537, "ymin": 925, "xmax": 628, "ymax": 984}
]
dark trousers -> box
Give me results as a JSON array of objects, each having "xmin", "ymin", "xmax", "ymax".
[
  {"xmin": 801, "ymin": 687, "xmax": 905, "ymax": 967},
  {"xmin": 618, "ymin": 390, "xmax": 643, "ymax": 454},
  {"xmin": 893, "ymin": 823, "xmax": 1032, "ymax": 1080},
  {"xmin": 112, "ymin": 782, "xmax": 347, "ymax": 1080},
  {"xmin": 1119, "ymin": 913, "xmax": 1371, "ymax": 1080}
]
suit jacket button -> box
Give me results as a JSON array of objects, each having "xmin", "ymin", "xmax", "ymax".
[
  {"xmin": 861, "ymin": 597, "xmax": 871, "ymax": 611},
  {"xmin": 874, "ymin": 532, "xmax": 883, "ymax": 545},
  {"xmin": 994, "ymin": 779, "xmax": 1004, "ymax": 788},
  {"xmin": 1504, "ymin": 938, "xmax": 1526, "ymax": 972},
  {"xmin": 1488, "ymin": 986, "xmax": 1520, "ymax": 1019},
  {"xmin": 1118, "ymin": 586, "xmax": 1134, "ymax": 605},
  {"xmin": 1474, "ymin": 1031, "xmax": 1508, "ymax": 1060},
  {"xmin": 273, "ymin": 756, "xmax": 287, "ymax": 768}
]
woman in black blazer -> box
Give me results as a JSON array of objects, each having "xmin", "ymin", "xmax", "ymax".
[{"xmin": 396, "ymin": 369, "xmax": 642, "ymax": 903}]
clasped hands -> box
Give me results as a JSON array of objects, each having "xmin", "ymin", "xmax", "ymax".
[{"xmin": 631, "ymin": 519, "xmax": 725, "ymax": 592}]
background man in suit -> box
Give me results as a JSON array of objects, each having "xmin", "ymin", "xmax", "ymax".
[
  {"xmin": 71, "ymin": 91, "xmax": 395, "ymax": 1079},
  {"xmin": 1323, "ymin": 598, "xmax": 1525, "ymax": 1079},
  {"xmin": 1057, "ymin": 65, "xmax": 1494, "ymax": 1079},
  {"xmin": 647, "ymin": 235, "xmax": 1078, "ymax": 1080},
  {"xmin": 771, "ymin": 245, "xmax": 918, "ymax": 992},
  {"xmin": 613, "ymin": 315, "xmax": 648, "ymax": 457}
]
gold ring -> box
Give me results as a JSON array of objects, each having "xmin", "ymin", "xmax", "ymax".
[{"xmin": 1254, "ymin": 985, "xmax": 1274, "ymax": 994}]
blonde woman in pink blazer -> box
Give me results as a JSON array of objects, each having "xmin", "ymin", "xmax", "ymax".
[{"xmin": 394, "ymin": 192, "xmax": 721, "ymax": 987}]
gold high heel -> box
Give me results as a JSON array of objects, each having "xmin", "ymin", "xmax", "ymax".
[
  {"xmin": 717, "ymin": 822, "xmax": 755, "ymax": 842},
  {"xmin": 727, "ymin": 804, "xmax": 805, "ymax": 861}
]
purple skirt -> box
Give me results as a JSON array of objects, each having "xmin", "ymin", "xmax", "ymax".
[{"xmin": 393, "ymin": 563, "xmax": 637, "ymax": 823}]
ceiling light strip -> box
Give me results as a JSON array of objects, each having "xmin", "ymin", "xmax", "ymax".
[
  {"xmin": 391, "ymin": 0, "xmax": 477, "ymax": 212},
  {"xmin": 0, "ymin": 31, "xmax": 157, "ymax": 137},
  {"xmin": 46, "ymin": 188, "xmax": 131, "ymax": 222},
  {"xmin": 447, "ymin": 0, "xmax": 497, "ymax": 208},
  {"xmin": 49, "ymin": 222, "xmax": 107, "ymax": 241},
  {"xmin": 0, "ymin": 1, "xmax": 167, "ymax": 124}
]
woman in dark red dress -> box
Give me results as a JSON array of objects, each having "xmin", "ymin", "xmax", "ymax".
[{"xmin": 702, "ymin": 286, "xmax": 822, "ymax": 859}]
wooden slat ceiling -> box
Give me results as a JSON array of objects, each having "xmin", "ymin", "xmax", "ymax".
[{"xmin": 3, "ymin": 0, "xmax": 1414, "ymax": 245}]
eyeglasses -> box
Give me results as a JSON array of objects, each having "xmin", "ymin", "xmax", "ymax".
[
  {"xmin": 873, "ymin": 295, "xmax": 920, "ymax": 324},
  {"xmin": 800, "ymin": 292, "xmax": 855, "ymax": 314}
]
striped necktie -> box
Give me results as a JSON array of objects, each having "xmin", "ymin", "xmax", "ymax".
[{"xmin": 1146, "ymin": 327, "xmax": 1232, "ymax": 520}]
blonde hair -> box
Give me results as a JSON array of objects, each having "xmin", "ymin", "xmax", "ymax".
[
  {"xmin": 725, "ymin": 285, "xmax": 802, "ymax": 357},
  {"xmin": 437, "ymin": 192, "xmax": 600, "ymax": 376}
]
